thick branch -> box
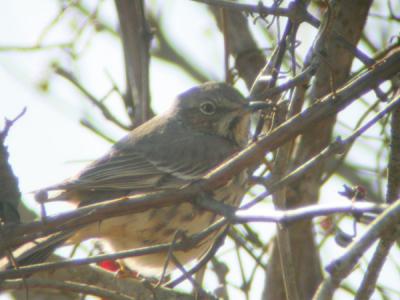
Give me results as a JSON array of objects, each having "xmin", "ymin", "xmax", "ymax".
[
  {"xmin": 210, "ymin": 6, "xmax": 265, "ymax": 88},
  {"xmin": 1, "ymin": 278, "xmax": 135, "ymax": 300},
  {"xmin": 1, "ymin": 255, "xmax": 194, "ymax": 300},
  {"xmin": 115, "ymin": 0, "xmax": 152, "ymax": 126},
  {"xmin": 386, "ymin": 89, "xmax": 400, "ymax": 203},
  {"xmin": 0, "ymin": 109, "xmax": 26, "ymax": 225},
  {"xmin": 0, "ymin": 47, "xmax": 399, "ymax": 252},
  {"xmin": 0, "ymin": 201, "xmax": 386, "ymax": 280},
  {"xmin": 265, "ymin": 1, "xmax": 374, "ymax": 298},
  {"xmin": 353, "ymin": 88, "xmax": 400, "ymax": 300}
]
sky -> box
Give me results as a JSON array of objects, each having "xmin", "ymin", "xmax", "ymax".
[{"xmin": 0, "ymin": 1, "xmax": 399, "ymax": 299}]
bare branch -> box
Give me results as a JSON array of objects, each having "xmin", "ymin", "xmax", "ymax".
[
  {"xmin": 55, "ymin": 67, "xmax": 131, "ymax": 131},
  {"xmin": 0, "ymin": 108, "xmax": 26, "ymax": 225},
  {"xmin": 0, "ymin": 201, "xmax": 387, "ymax": 281},
  {"xmin": 0, "ymin": 43, "xmax": 72, "ymax": 52},
  {"xmin": 264, "ymin": 1, "xmax": 375, "ymax": 298},
  {"xmin": 115, "ymin": 0, "xmax": 152, "ymax": 126},
  {"xmin": 312, "ymin": 199, "xmax": 400, "ymax": 300},
  {"xmin": 210, "ymin": 6, "xmax": 265, "ymax": 88},
  {"xmin": 1, "ymin": 48, "xmax": 399, "ymax": 253},
  {"xmin": 80, "ymin": 119, "xmax": 117, "ymax": 144},
  {"xmin": 386, "ymin": 88, "xmax": 400, "ymax": 203},
  {"xmin": 191, "ymin": 0, "xmax": 313, "ymax": 22},
  {"xmin": 2, "ymin": 255, "xmax": 194, "ymax": 300},
  {"xmin": 353, "ymin": 87, "xmax": 400, "ymax": 300},
  {"xmin": 1, "ymin": 278, "xmax": 136, "ymax": 300},
  {"xmin": 148, "ymin": 14, "xmax": 209, "ymax": 83},
  {"xmin": 2, "ymin": 1, "xmax": 400, "ymax": 298},
  {"xmin": 354, "ymin": 237, "xmax": 395, "ymax": 300}
]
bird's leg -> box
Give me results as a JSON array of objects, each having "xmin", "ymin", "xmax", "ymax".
[{"xmin": 114, "ymin": 262, "xmax": 141, "ymax": 279}]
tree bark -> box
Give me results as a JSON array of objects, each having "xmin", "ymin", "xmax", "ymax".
[{"xmin": 263, "ymin": 1, "xmax": 373, "ymax": 299}]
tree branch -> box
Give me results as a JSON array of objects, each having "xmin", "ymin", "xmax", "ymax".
[
  {"xmin": 264, "ymin": 1, "xmax": 374, "ymax": 299},
  {"xmin": 210, "ymin": 5, "xmax": 266, "ymax": 88},
  {"xmin": 0, "ymin": 201, "xmax": 387, "ymax": 281},
  {"xmin": 115, "ymin": 0, "xmax": 152, "ymax": 126},
  {"xmin": 55, "ymin": 67, "xmax": 131, "ymax": 131},
  {"xmin": 353, "ymin": 86, "xmax": 400, "ymax": 300},
  {"xmin": 191, "ymin": 0, "xmax": 313, "ymax": 22},
  {"xmin": 0, "ymin": 108, "xmax": 26, "ymax": 225},
  {"xmin": 353, "ymin": 236, "xmax": 395, "ymax": 300},
  {"xmin": 1, "ymin": 278, "xmax": 136, "ymax": 300},
  {"xmin": 2, "ymin": 254, "xmax": 194, "ymax": 300},
  {"xmin": 312, "ymin": 199, "xmax": 400, "ymax": 300},
  {"xmin": 0, "ymin": 47, "xmax": 399, "ymax": 253}
]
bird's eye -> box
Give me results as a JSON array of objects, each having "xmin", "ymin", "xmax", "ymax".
[{"xmin": 199, "ymin": 101, "xmax": 217, "ymax": 115}]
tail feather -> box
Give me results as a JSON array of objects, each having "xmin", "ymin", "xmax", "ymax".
[
  {"xmin": 34, "ymin": 189, "xmax": 72, "ymax": 203},
  {"xmin": 0, "ymin": 231, "xmax": 72, "ymax": 271}
]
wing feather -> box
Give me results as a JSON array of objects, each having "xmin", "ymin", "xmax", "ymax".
[{"xmin": 43, "ymin": 127, "xmax": 239, "ymax": 202}]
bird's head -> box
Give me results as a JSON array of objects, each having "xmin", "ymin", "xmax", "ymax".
[{"xmin": 171, "ymin": 82, "xmax": 268, "ymax": 146}]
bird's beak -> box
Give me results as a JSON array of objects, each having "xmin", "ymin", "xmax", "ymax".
[{"xmin": 245, "ymin": 101, "xmax": 272, "ymax": 112}]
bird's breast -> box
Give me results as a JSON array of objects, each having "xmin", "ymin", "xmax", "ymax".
[{"xmin": 68, "ymin": 171, "xmax": 248, "ymax": 276}]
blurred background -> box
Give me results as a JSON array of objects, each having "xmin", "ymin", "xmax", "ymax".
[{"xmin": 0, "ymin": 0, "xmax": 399, "ymax": 299}]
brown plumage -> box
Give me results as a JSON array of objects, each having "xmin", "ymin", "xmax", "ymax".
[{"xmin": 4, "ymin": 82, "xmax": 268, "ymax": 276}]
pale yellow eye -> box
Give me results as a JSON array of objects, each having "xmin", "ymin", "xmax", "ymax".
[{"xmin": 200, "ymin": 101, "xmax": 216, "ymax": 115}]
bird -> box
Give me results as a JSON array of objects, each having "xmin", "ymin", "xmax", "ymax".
[{"xmin": 3, "ymin": 82, "xmax": 269, "ymax": 277}]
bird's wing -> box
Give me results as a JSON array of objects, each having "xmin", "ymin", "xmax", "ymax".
[
  {"xmin": 144, "ymin": 134, "xmax": 239, "ymax": 180},
  {"xmin": 45, "ymin": 134, "xmax": 238, "ymax": 194}
]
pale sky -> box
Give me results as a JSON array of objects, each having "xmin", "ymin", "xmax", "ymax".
[{"xmin": 0, "ymin": 1, "xmax": 399, "ymax": 299}]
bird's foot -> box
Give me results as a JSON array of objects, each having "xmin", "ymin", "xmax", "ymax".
[{"xmin": 115, "ymin": 265, "xmax": 140, "ymax": 279}]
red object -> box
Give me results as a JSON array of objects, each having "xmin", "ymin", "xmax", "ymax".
[
  {"xmin": 98, "ymin": 260, "xmax": 120, "ymax": 272},
  {"xmin": 320, "ymin": 216, "xmax": 333, "ymax": 232}
]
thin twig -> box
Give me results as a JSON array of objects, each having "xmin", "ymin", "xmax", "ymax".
[
  {"xmin": 0, "ymin": 108, "xmax": 27, "ymax": 139},
  {"xmin": 353, "ymin": 89, "xmax": 400, "ymax": 300},
  {"xmin": 243, "ymin": 93, "xmax": 400, "ymax": 210},
  {"xmin": 167, "ymin": 228, "xmax": 228, "ymax": 288},
  {"xmin": 0, "ymin": 43, "xmax": 72, "ymax": 52},
  {"xmin": 191, "ymin": 0, "xmax": 311, "ymax": 22},
  {"xmin": 80, "ymin": 119, "xmax": 117, "ymax": 144},
  {"xmin": 271, "ymin": 102, "xmax": 300, "ymax": 300},
  {"xmin": 170, "ymin": 254, "xmax": 213, "ymax": 299},
  {"xmin": 157, "ymin": 230, "xmax": 183, "ymax": 286},
  {"xmin": 312, "ymin": 199, "xmax": 400, "ymax": 300},
  {"xmin": 1, "ymin": 56, "xmax": 400, "ymax": 252},
  {"xmin": 0, "ymin": 201, "xmax": 387, "ymax": 281},
  {"xmin": 354, "ymin": 236, "xmax": 396, "ymax": 300},
  {"xmin": 55, "ymin": 67, "xmax": 130, "ymax": 130},
  {"xmin": 0, "ymin": 278, "xmax": 136, "ymax": 300}
]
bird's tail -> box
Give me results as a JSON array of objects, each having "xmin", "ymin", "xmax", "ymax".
[{"xmin": 0, "ymin": 231, "xmax": 72, "ymax": 271}]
